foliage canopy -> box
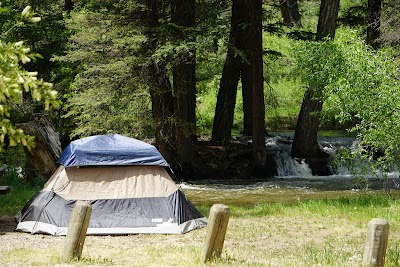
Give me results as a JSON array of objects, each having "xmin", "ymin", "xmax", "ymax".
[
  {"xmin": 294, "ymin": 31, "xmax": 400, "ymax": 173},
  {"xmin": 57, "ymin": 4, "xmax": 155, "ymax": 139},
  {"xmin": 0, "ymin": 5, "xmax": 58, "ymax": 151}
]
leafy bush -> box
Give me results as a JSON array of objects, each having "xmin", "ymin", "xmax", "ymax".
[{"xmin": 294, "ymin": 29, "xmax": 400, "ymax": 177}]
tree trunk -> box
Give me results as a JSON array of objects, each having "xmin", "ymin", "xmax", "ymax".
[
  {"xmin": 18, "ymin": 115, "xmax": 61, "ymax": 179},
  {"xmin": 241, "ymin": 62, "xmax": 253, "ymax": 136},
  {"xmin": 149, "ymin": 62, "xmax": 175, "ymax": 166},
  {"xmin": 279, "ymin": 0, "xmax": 302, "ymax": 27},
  {"xmin": 64, "ymin": 0, "xmax": 74, "ymax": 12},
  {"xmin": 211, "ymin": 0, "xmax": 244, "ymax": 145},
  {"xmin": 211, "ymin": 54, "xmax": 241, "ymax": 145},
  {"xmin": 316, "ymin": 0, "xmax": 340, "ymax": 41},
  {"xmin": 146, "ymin": 0, "xmax": 176, "ymax": 166},
  {"xmin": 288, "ymin": 0, "xmax": 302, "ymax": 27},
  {"xmin": 291, "ymin": 0, "xmax": 339, "ymax": 175},
  {"xmin": 280, "ymin": 0, "xmax": 292, "ymax": 26},
  {"xmin": 240, "ymin": 0, "xmax": 253, "ymax": 137},
  {"xmin": 171, "ymin": 0, "xmax": 197, "ymax": 166},
  {"xmin": 367, "ymin": 0, "xmax": 382, "ymax": 48},
  {"xmin": 250, "ymin": 0, "xmax": 267, "ymax": 174},
  {"xmin": 292, "ymin": 91, "xmax": 321, "ymax": 157}
]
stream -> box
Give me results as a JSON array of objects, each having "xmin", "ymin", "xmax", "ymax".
[{"xmin": 181, "ymin": 133, "xmax": 400, "ymax": 205}]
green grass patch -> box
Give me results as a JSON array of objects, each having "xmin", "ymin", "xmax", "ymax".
[
  {"xmin": 3, "ymin": 189, "xmax": 400, "ymax": 266},
  {"xmin": 0, "ymin": 171, "xmax": 44, "ymax": 215}
]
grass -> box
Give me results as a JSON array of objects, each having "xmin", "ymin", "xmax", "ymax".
[
  {"xmin": 0, "ymin": 169, "xmax": 45, "ymax": 216},
  {"xmin": 2, "ymin": 182, "xmax": 400, "ymax": 266},
  {"xmin": 0, "ymin": 182, "xmax": 42, "ymax": 215}
]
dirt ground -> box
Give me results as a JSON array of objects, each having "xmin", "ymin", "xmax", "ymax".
[
  {"xmin": 0, "ymin": 216, "xmax": 71, "ymax": 266},
  {"xmin": 0, "ymin": 212, "xmax": 368, "ymax": 267},
  {"xmin": 0, "ymin": 215, "xmax": 207, "ymax": 267},
  {"xmin": 1, "ymin": 176, "xmax": 392, "ymax": 267},
  {"xmin": 0, "ymin": 216, "xmax": 15, "ymax": 233}
]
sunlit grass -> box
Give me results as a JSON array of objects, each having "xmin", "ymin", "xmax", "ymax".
[
  {"xmin": 0, "ymin": 171, "xmax": 44, "ymax": 215},
  {"xmin": 4, "ymin": 247, "xmax": 60, "ymax": 266},
  {"xmin": 3, "ymin": 194, "xmax": 400, "ymax": 266}
]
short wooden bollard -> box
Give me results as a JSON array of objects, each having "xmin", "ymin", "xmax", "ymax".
[
  {"xmin": 62, "ymin": 201, "xmax": 92, "ymax": 261},
  {"xmin": 363, "ymin": 218, "xmax": 390, "ymax": 267},
  {"xmin": 201, "ymin": 204, "xmax": 230, "ymax": 263}
]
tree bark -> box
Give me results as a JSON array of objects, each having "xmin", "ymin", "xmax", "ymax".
[
  {"xmin": 146, "ymin": 0, "xmax": 176, "ymax": 165},
  {"xmin": 279, "ymin": 0, "xmax": 302, "ymax": 27},
  {"xmin": 292, "ymin": 90, "xmax": 323, "ymax": 158},
  {"xmin": 250, "ymin": 0, "xmax": 267, "ymax": 173},
  {"xmin": 64, "ymin": 0, "xmax": 74, "ymax": 12},
  {"xmin": 291, "ymin": 0, "xmax": 339, "ymax": 175},
  {"xmin": 148, "ymin": 62, "xmax": 175, "ymax": 165},
  {"xmin": 240, "ymin": 0, "xmax": 253, "ymax": 137},
  {"xmin": 280, "ymin": 0, "xmax": 292, "ymax": 26},
  {"xmin": 171, "ymin": 0, "xmax": 196, "ymax": 126},
  {"xmin": 241, "ymin": 62, "xmax": 253, "ymax": 136},
  {"xmin": 211, "ymin": 0, "xmax": 267, "ymax": 175},
  {"xmin": 211, "ymin": 0, "xmax": 244, "ymax": 145},
  {"xmin": 316, "ymin": 0, "xmax": 340, "ymax": 41},
  {"xmin": 367, "ymin": 0, "xmax": 382, "ymax": 48},
  {"xmin": 18, "ymin": 115, "xmax": 61, "ymax": 179},
  {"xmin": 171, "ymin": 0, "xmax": 197, "ymax": 165},
  {"xmin": 211, "ymin": 53, "xmax": 241, "ymax": 145}
]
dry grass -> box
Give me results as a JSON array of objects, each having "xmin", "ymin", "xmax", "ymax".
[{"xmin": 2, "ymin": 196, "xmax": 400, "ymax": 267}]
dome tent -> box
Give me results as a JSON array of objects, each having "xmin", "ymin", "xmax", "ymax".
[{"xmin": 15, "ymin": 134, "xmax": 207, "ymax": 235}]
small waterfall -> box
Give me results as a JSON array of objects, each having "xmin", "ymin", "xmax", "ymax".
[
  {"xmin": 275, "ymin": 153, "xmax": 313, "ymax": 177},
  {"xmin": 266, "ymin": 135, "xmax": 312, "ymax": 177},
  {"xmin": 266, "ymin": 134, "xmax": 357, "ymax": 178}
]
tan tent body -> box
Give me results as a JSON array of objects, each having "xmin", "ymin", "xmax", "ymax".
[{"xmin": 15, "ymin": 135, "xmax": 207, "ymax": 235}]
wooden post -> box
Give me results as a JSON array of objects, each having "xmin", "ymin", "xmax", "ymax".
[
  {"xmin": 62, "ymin": 201, "xmax": 92, "ymax": 261},
  {"xmin": 201, "ymin": 204, "xmax": 230, "ymax": 263},
  {"xmin": 363, "ymin": 218, "xmax": 390, "ymax": 267}
]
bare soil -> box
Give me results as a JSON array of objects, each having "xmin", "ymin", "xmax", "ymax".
[
  {"xmin": 0, "ymin": 216, "xmax": 15, "ymax": 233},
  {"xmin": 0, "ymin": 213, "xmax": 367, "ymax": 267}
]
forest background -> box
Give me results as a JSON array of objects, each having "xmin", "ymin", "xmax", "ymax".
[{"xmin": 1, "ymin": 0, "xmax": 400, "ymax": 181}]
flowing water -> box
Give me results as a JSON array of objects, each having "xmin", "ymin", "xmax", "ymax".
[{"xmin": 182, "ymin": 133, "xmax": 400, "ymax": 205}]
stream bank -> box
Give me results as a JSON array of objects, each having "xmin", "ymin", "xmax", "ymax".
[{"xmin": 183, "ymin": 133, "xmax": 358, "ymax": 181}]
